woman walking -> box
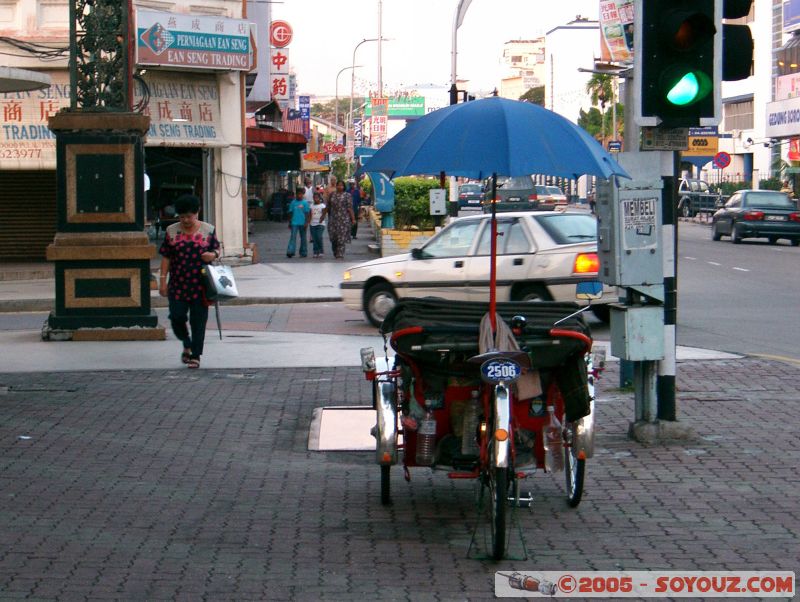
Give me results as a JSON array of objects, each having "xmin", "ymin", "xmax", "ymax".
[
  {"xmin": 322, "ymin": 180, "xmax": 355, "ymax": 260},
  {"xmin": 159, "ymin": 194, "xmax": 221, "ymax": 369}
]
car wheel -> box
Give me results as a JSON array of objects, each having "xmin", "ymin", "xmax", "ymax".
[
  {"xmin": 591, "ymin": 305, "xmax": 611, "ymax": 324},
  {"xmin": 731, "ymin": 223, "xmax": 743, "ymax": 244},
  {"xmin": 711, "ymin": 221, "xmax": 722, "ymax": 241},
  {"xmin": 364, "ymin": 282, "xmax": 397, "ymax": 328},
  {"xmin": 791, "ymin": 239, "xmax": 800, "ymax": 247},
  {"xmin": 513, "ymin": 284, "xmax": 551, "ymax": 302},
  {"xmin": 681, "ymin": 201, "xmax": 692, "ymax": 218},
  {"xmin": 768, "ymin": 236, "xmax": 778, "ymax": 245}
]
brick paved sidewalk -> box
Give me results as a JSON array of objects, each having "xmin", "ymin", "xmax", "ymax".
[{"xmin": 0, "ymin": 358, "xmax": 798, "ymax": 600}]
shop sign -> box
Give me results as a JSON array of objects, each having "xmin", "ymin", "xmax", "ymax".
[
  {"xmin": 0, "ymin": 70, "xmax": 69, "ymax": 170},
  {"xmin": 765, "ymin": 96, "xmax": 800, "ymax": 138},
  {"xmin": 136, "ymin": 9, "xmax": 254, "ymax": 71},
  {"xmin": 135, "ymin": 72, "xmax": 226, "ymax": 147}
]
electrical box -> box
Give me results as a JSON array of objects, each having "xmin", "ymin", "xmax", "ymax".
[
  {"xmin": 596, "ymin": 153, "xmax": 664, "ymax": 287},
  {"xmin": 429, "ymin": 189, "xmax": 446, "ymax": 215},
  {"xmin": 609, "ymin": 304, "xmax": 664, "ymax": 361}
]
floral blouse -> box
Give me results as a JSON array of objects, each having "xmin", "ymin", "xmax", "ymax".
[{"xmin": 159, "ymin": 221, "xmax": 220, "ymax": 302}]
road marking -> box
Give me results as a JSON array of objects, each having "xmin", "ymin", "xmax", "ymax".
[
  {"xmin": 707, "ymin": 261, "xmax": 721, "ymax": 266},
  {"xmin": 684, "ymin": 256, "xmax": 697, "ymax": 260},
  {"xmin": 751, "ymin": 353, "xmax": 800, "ymax": 367},
  {"xmin": 732, "ymin": 267, "xmax": 749, "ymax": 272}
]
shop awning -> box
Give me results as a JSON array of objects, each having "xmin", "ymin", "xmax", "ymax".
[{"xmin": 246, "ymin": 127, "xmax": 306, "ymax": 171}]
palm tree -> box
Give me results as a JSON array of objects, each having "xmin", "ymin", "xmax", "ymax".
[{"xmin": 585, "ymin": 74, "xmax": 614, "ymax": 145}]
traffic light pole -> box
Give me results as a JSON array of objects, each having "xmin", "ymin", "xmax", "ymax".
[{"xmin": 657, "ymin": 152, "xmax": 679, "ymax": 421}]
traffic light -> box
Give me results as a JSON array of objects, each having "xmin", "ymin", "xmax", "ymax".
[
  {"xmin": 722, "ymin": 0, "xmax": 753, "ymax": 81},
  {"xmin": 636, "ymin": 0, "xmax": 720, "ymax": 128}
]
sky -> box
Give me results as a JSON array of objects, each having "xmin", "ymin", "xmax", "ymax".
[{"xmin": 268, "ymin": 0, "xmax": 599, "ymax": 98}]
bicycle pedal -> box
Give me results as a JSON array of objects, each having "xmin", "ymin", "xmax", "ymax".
[{"xmin": 509, "ymin": 490, "xmax": 534, "ymax": 508}]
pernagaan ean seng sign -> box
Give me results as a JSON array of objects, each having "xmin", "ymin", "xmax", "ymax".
[{"xmin": 136, "ymin": 9, "xmax": 254, "ymax": 71}]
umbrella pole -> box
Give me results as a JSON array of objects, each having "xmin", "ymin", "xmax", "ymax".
[{"xmin": 489, "ymin": 172, "xmax": 498, "ymax": 338}]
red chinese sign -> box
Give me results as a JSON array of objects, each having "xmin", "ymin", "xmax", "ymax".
[{"xmin": 269, "ymin": 21, "xmax": 293, "ymax": 48}]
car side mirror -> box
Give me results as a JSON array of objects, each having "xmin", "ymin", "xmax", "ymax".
[{"xmin": 411, "ymin": 248, "xmax": 423, "ymax": 260}]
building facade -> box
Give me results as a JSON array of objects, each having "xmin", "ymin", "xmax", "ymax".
[{"xmin": 0, "ymin": 0, "xmax": 250, "ymax": 261}]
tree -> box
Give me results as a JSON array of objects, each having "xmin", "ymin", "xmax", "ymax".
[
  {"xmin": 519, "ymin": 86, "xmax": 544, "ymax": 106},
  {"xmin": 311, "ymin": 97, "xmax": 366, "ymax": 127},
  {"xmin": 577, "ymin": 107, "xmax": 604, "ymax": 139},
  {"xmin": 585, "ymin": 73, "xmax": 613, "ymax": 143},
  {"xmin": 331, "ymin": 157, "xmax": 349, "ymax": 182}
]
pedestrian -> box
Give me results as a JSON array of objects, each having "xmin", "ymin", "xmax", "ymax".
[
  {"xmin": 349, "ymin": 181, "xmax": 362, "ymax": 239},
  {"xmin": 324, "ymin": 176, "xmax": 338, "ymax": 203},
  {"xmin": 303, "ymin": 177, "xmax": 314, "ymax": 204},
  {"xmin": 780, "ymin": 180, "xmax": 793, "ymax": 197},
  {"xmin": 321, "ymin": 180, "xmax": 355, "ymax": 260},
  {"xmin": 158, "ymin": 194, "xmax": 221, "ymax": 370},
  {"xmin": 286, "ymin": 186, "xmax": 311, "ymax": 258},
  {"xmin": 309, "ymin": 192, "xmax": 326, "ymax": 258},
  {"xmin": 587, "ymin": 190, "xmax": 596, "ymax": 214}
]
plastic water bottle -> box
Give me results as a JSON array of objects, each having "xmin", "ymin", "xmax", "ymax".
[
  {"xmin": 542, "ymin": 405, "xmax": 564, "ymax": 472},
  {"xmin": 415, "ymin": 413, "xmax": 437, "ymax": 466},
  {"xmin": 461, "ymin": 391, "xmax": 481, "ymax": 456}
]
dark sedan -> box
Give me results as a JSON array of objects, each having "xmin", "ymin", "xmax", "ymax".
[
  {"xmin": 457, "ymin": 183, "xmax": 484, "ymax": 209},
  {"xmin": 711, "ymin": 189, "xmax": 800, "ymax": 245}
]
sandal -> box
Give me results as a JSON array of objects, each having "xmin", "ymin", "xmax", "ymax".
[
  {"xmin": 187, "ymin": 358, "xmax": 200, "ymax": 369},
  {"xmin": 181, "ymin": 349, "xmax": 192, "ymax": 364}
]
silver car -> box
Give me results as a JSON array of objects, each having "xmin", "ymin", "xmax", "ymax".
[{"xmin": 341, "ymin": 211, "xmax": 611, "ymax": 327}]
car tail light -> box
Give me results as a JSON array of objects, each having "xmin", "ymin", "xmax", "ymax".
[
  {"xmin": 789, "ymin": 212, "xmax": 800, "ymax": 222},
  {"xmin": 528, "ymin": 193, "xmax": 538, "ymax": 201},
  {"xmin": 573, "ymin": 252, "xmax": 599, "ymax": 274},
  {"xmin": 743, "ymin": 210, "xmax": 764, "ymax": 221}
]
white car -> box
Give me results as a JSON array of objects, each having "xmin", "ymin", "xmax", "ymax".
[{"xmin": 341, "ymin": 211, "xmax": 611, "ymax": 327}]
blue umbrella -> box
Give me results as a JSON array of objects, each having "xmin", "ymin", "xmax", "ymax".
[
  {"xmin": 364, "ymin": 96, "xmax": 629, "ymax": 181},
  {"xmin": 364, "ymin": 96, "xmax": 628, "ymax": 339}
]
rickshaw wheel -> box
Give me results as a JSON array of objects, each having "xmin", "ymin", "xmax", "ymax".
[
  {"xmin": 564, "ymin": 444, "xmax": 585, "ymax": 508},
  {"xmin": 488, "ymin": 467, "xmax": 507, "ymax": 560},
  {"xmin": 380, "ymin": 465, "xmax": 391, "ymax": 506}
]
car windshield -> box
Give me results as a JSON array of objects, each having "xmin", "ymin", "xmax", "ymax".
[
  {"xmin": 420, "ymin": 219, "xmax": 481, "ymax": 258},
  {"xmin": 460, "ymin": 184, "xmax": 480, "ymax": 193},
  {"xmin": 743, "ymin": 191, "xmax": 794, "ymax": 209},
  {"xmin": 498, "ymin": 177, "xmax": 532, "ymax": 190},
  {"xmin": 545, "ymin": 186, "xmax": 564, "ymax": 195},
  {"xmin": 535, "ymin": 213, "xmax": 597, "ymax": 244}
]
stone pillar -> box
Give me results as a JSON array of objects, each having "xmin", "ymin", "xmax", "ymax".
[{"xmin": 43, "ymin": 111, "xmax": 165, "ymax": 341}]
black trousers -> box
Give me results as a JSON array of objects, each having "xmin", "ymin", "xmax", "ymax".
[{"xmin": 168, "ymin": 297, "xmax": 209, "ymax": 359}]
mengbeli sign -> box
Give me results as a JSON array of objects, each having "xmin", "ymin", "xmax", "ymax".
[{"xmin": 136, "ymin": 9, "xmax": 254, "ymax": 71}]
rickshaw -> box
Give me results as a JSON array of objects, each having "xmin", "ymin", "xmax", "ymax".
[
  {"xmin": 362, "ymin": 293, "xmax": 602, "ymax": 560},
  {"xmin": 352, "ymin": 97, "xmax": 623, "ymax": 559}
]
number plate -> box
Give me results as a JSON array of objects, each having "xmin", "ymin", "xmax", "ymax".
[
  {"xmin": 766, "ymin": 215, "xmax": 787, "ymax": 221},
  {"xmin": 508, "ymin": 197, "xmax": 521, "ymax": 202},
  {"xmin": 480, "ymin": 358, "xmax": 522, "ymax": 384}
]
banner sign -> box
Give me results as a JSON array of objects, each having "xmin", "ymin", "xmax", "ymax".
[
  {"xmin": 299, "ymin": 95, "xmax": 310, "ymax": 140},
  {"xmin": 135, "ymin": 72, "xmax": 225, "ymax": 146},
  {"xmin": 370, "ymin": 98, "xmax": 389, "ymax": 147},
  {"xmin": 0, "ymin": 70, "xmax": 69, "ymax": 170},
  {"xmin": 136, "ymin": 9, "xmax": 254, "ymax": 71},
  {"xmin": 353, "ymin": 118, "xmax": 363, "ymax": 147},
  {"xmin": 599, "ymin": 0, "xmax": 634, "ymax": 65},
  {"xmin": 364, "ymin": 96, "xmax": 425, "ymax": 118}
]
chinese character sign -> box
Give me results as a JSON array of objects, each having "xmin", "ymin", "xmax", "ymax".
[
  {"xmin": 299, "ymin": 95, "xmax": 310, "ymax": 140},
  {"xmin": 134, "ymin": 72, "xmax": 224, "ymax": 146},
  {"xmin": 370, "ymin": 97, "xmax": 389, "ymax": 148},
  {"xmin": 599, "ymin": 0, "xmax": 634, "ymax": 65},
  {"xmin": 0, "ymin": 71, "xmax": 70, "ymax": 169},
  {"xmin": 136, "ymin": 9, "xmax": 253, "ymax": 71}
]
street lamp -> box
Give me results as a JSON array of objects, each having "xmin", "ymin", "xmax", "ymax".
[
  {"xmin": 335, "ymin": 64, "xmax": 362, "ymax": 142},
  {"xmin": 348, "ymin": 37, "xmax": 381, "ymax": 136}
]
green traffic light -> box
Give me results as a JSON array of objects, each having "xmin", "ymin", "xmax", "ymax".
[{"xmin": 666, "ymin": 70, "xmax": 712, "ymax": 107}]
